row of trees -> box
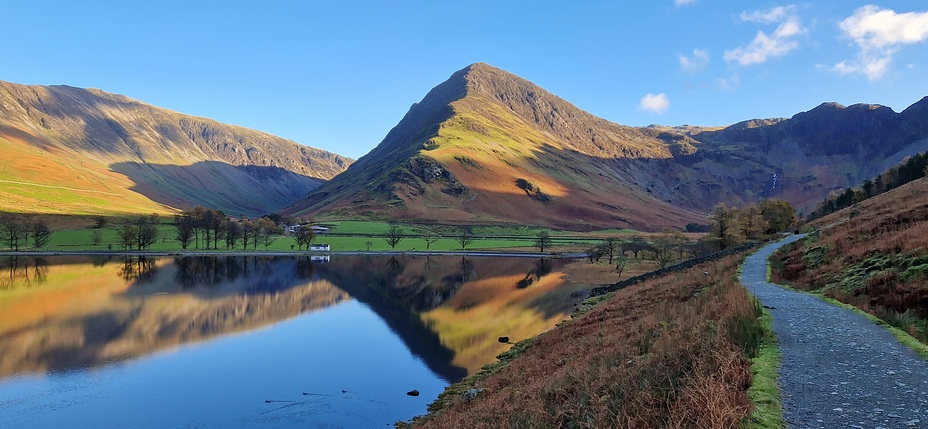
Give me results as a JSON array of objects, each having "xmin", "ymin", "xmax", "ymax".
[
  {"xmin": 587, "ymin": 232, "xmax": 689, "ymax": 270},
  {"xmin": 582, "ymin": 199, "xmax": 796, "ymax": 272},
  {"xmin": 808, "ymin": 151, "xmax": 928, "ymax": 220},
  {"xmin": 0, "ymin": 215, "xmax": 52, "ymax": 251},
  {"xmin": 708, "ymin": 199, "xmax": 797, "ymax": 250},
  {"xmin": 115, "ymin": 214, "xmax": 161, "ymax": 250},
  {"xmin": 383, "ymin": 224, "xmax": 475, "ymax": 250},
  {"xmin": 174, "ymin": 207, "xmax": 285, "ymax": 251}
]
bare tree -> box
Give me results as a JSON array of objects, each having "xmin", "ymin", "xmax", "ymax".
[
  {"xmin": 384, "ymin": 223, "xmax": 404, "ymax": 249},
  {"xmin": 134, "ymin": 214, "xmax": 160, "ymax": 251},
  {"xmin": 32, "ymin": 222, "xmax": 52, "ymax": 249},
  {"xmin": 614, "ymin": 254, "xmax": 629, "ymax": 276},
  {"xmin": 423, "ymin": 229, "xmax": 440, "ymax": 251},
  {"xmin": 456, "ymin": 229, "xmax": 474, "ymax": 251},
  {"xmin": 175, "ymin": 213, "xmax": 195, "ymax": 249},
  {"xmin": 0, "ymin": 216, "xmax": 27, "ymax": 250},
  {"xmin": 599, "ymin": 237, "xmax": 621, "ymax": 264},
  {"xmin": 623, "ymin": 235, "xmax": 649, "ymax": 259},
  {"xmin": 116, "ymin": 223, "xmax": 138, "ymax": 250},
  {"xmin": 534, "ymin": 231, "xmax": 553, "ymax": 252},
  {"xmin": 649, "ymin": 230, "xmax": 687, "ymax": 269}
]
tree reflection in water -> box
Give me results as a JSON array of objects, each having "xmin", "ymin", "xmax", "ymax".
[
  {"xmin": 516, "ymin": 258, "xmax": 553, "ymax": 289},
  {"xmin": 120, "ymin": 256, "xmax": 158, "ymax": 284},
  {"xmin": 0, "ymin": 256, "xmax": 49, "ymax": 289}
]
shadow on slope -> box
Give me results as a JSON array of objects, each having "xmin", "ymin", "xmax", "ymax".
[{"xmin": 110, "ymin": 160, "xmax": 324, "ymax": 217}]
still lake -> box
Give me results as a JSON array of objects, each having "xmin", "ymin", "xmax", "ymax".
[{"xmin": 0, "ymin": 254, "xmax": 586, "ymax": 428}]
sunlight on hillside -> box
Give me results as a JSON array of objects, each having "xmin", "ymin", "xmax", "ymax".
[
  {"xmin": 0, "ymin": 130, "xmax": 173, "ymax": 215},
  {"xmin": 420, "ymin": 271, "xmax": 583, "ymax": 374}
]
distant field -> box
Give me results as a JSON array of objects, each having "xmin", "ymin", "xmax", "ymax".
[{"xmin": 10, "ymin": 219, "xmax": 641, "ymax": 253}]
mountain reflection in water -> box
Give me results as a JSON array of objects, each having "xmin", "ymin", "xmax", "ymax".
[{"xmin": 0, "ymin": 254, "xmax": 586, "ymax": 384}]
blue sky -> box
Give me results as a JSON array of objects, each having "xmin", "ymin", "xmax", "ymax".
[{"xmin": 3, "ymin": 1, "xmax": 927, "ymax": 159}]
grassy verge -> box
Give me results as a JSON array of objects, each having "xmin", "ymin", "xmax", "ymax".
[
  {"xmin": 816, "ymin": 294, "xmax": 928, "ymax": 360},
  {"xmin": 742, "ymin": 305, "xmax": 785, "ymax": 429}
]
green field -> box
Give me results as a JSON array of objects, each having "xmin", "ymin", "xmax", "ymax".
[
  {"xmin": 0, "ymin": 219, "xmax": 639, "ymax": 253},
  {"xmin": 26, "ymin": 221, "xmax": 541, "ymax": 253}
]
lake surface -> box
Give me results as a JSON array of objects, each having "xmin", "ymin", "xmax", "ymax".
[{"xmin": 0, "ymin": 255, "xmax": 586, "ymax": 428}]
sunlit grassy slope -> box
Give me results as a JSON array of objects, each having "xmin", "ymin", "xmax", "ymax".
[{"xmin": 0, "ymin": 131, "xmax": 172, "ymax": 215}]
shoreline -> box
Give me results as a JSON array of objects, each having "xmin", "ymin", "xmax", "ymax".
[{"xmin": 0, "ymin": 250, "xmax": 588, "ymax": 258}]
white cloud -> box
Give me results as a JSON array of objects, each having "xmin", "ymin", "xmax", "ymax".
[
  {"xmin": 716, "ymin": 74, "xmax": 741, "ymax": 90},
  {"xmin": 679, "ymin": 49, "xmax": 710, "ymax": 73},
  {"xmin": 740, "ymin": 6, "xmax": 791, "ymax": 24},
  {"xmin": 724, "ymin": 5, "xmax": 807, "ymax": 66},
  {"xmin": 675, "ymin": 0, "xmax": 697, "ymax": 6},
  {"xmin": 639, "ymin": 93, "xmax": 670, "ymax": 114},
  {"xmin": 832, "ymin": 5, "xmax": 928, "ymax": 80}
]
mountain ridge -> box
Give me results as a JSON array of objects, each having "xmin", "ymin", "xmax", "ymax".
[
  {"xmin": 0, "ymin": 80, "xmax": 352, "ymax": 216},
  {"xmin": 286, "ymin": 62, "xmax": 928, "ymax": 228}
]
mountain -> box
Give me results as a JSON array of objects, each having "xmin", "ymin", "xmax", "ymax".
[
  {"xmin": 285, "ymin": 63, "xmax": 928, "ymax": 229},
  {"xmin": 0, "ymin": 81, "xmax": 352, "ymax": 217},
  {"xmin": 284, "ymin": 63, "xmax": 702, "ymax": 231},
  {"xmin": 691, "ymin": 97, "xmax": 928, "ymax": 210}
]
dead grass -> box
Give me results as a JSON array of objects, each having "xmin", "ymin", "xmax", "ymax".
[
  {"xmin": 407, "ymin": 254, "xmax": 759, "ymax": 428},
  {"xmin": 561, "ymin": 258, "xmax": 658, "ymax": 285}
]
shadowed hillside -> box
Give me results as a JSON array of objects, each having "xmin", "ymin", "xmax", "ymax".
[
  {"xmin": 0, "ymin": 81, "xmax": 352, "ymax": 216},
  {"xmin": 286, "ymin": 63, "xmax": 928, "ymax": 229}
]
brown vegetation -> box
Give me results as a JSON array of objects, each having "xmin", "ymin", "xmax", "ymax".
[
  {"xmin": 409, "ymin": 254, "xmax": 760, "ymax": 428},
  {"xmin": 773, "ymin": 178, "xmax": 928, "ymax": 342}
]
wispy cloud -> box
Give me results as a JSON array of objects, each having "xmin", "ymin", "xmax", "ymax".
[
  {"xmin": 724, "ymin": 5, "xmax": 806, "ymax": 66},
  {"xmin": 675, "ymin": 0, "xmax": 697, "ymax": 6},
  {"xmin": 832, "ymin": 5, "xmax": 928, "ymax": 80},
  {"xmin": 716, "ymin": 74, "xmax": 741, "ymax": 90},
  {"xmin": 679, "ymin": 49, "xmax": 710, "ymax": 73},
  {"xmin": 639, "ymin": 93, "xmax": 670, "ymax": 114}
]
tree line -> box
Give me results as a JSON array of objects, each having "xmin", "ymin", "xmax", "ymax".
[
  {"xmin": 174, "ymin": 207, "xmax": 297, "ymax": 251},
  {"xmin": 807, "ymin": 151, "xmax": 928, "ymax": 221},
  {"xmin": 0, "ymin": 215, "xmax": 52, "ymax": 251},
  {"xmin": 583, "ymin": 198, "xmax": 796, "ymax": 272}
]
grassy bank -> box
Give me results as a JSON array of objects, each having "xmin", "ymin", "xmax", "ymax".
[{"xmin": 404, "ymin": 252, "xmax": 765, "ymax": 428}]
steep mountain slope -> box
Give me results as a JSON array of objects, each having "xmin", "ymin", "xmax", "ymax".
[
  {"xmin": 0, "ymin": 81, "xmax": 351, "ymax": 216},
  {"xmin": 286, "ymin": 63, "xmax": 702, "ymax": 231},
  {"xmin": 690, "ymin": 97, "xmax": 928, "ymax": 211},
  {"xmin": 286, "ymin": 63, "xmax": 928, "ymax": 229}
]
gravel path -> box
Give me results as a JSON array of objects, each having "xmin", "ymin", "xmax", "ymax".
[{"xmin": 742, "ymin": 236, "xmax": 928, "ymax": 429}]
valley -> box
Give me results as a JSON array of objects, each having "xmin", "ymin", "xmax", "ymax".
[{"xmin": 2, "ymin": 63, "xmax": 928, "ymax": 429}]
